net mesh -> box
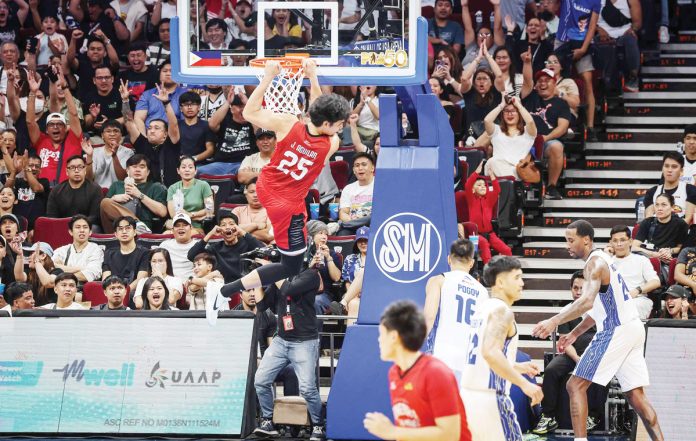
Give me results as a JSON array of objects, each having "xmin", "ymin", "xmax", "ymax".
[{"xmin": 251, "ymin": 58, "xmax": 305, "ymax": 115}]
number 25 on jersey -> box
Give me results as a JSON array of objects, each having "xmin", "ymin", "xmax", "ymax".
[{"xmin": 277, "ymin": 151, "xmax": 314, "ymax": 180}]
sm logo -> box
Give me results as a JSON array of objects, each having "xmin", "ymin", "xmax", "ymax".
[{"xmin": 372, "ymin": 213, "xmax": 442, "ymax": 283}]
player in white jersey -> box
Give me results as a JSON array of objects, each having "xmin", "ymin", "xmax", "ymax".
[
  {"xmin": 424, "ymin": 238, "xmax": 489, "ymax": 383},
  {"xmin": 459, "ymin": 256, "xmax": 542, "ymax": 441},
  {"xmin": 533, "ymin": 220, "xmax": 664, "ymax": 441}
]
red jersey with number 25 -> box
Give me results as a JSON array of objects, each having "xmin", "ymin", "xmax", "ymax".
[
  {"xmin": 388, "ymin": 354, "xmax": 472, "ymax": 441},
  {"xmin": 258, "ymin": 122, "xmax": 332, "ymax": 202}
]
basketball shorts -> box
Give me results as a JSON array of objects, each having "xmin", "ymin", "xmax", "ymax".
[
  {"xmin": 573, "ymin": 319, "xmax": 650, "ymax": 392},
  {"xmin": 460, "ymin": 388, "xmax": 523, "ymax": 441},
  {"xmin": 256, "ymin": 180, "xmax": 307, "ymax": 255}
]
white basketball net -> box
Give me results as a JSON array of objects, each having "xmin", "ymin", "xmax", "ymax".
[{"xmin": 255, "ymin": 65, "xmax": 305, "ymax": 116}]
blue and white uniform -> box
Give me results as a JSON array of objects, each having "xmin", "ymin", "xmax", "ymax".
[
  {"xmin": 425, "ymin": 270, "xmax": 489, "ymax": 384},
  {"xmin": 573, "ymin": 250, "xmax": 649, "ymax": 392},
  {"xmin": 459, "ymin": 298, "xmax": 523, "ymax": 441}
]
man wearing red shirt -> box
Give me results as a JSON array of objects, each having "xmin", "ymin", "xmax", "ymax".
[
  {"xmin": 27, "ymin": 70, "xmax": 83, "ymax": 186},
  {"xmin": 364, "ymin": 300, "xmax": 472, "ymax": 441},
  {"xmin": 463, "ymin": 168, "xmax": 512, "ymax": 263}
]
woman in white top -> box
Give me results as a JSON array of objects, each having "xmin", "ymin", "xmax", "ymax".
[
  {"xmin": 483, "ymin": 95, "xmax": 537, "ymax": 179},
  {"xmin": 141, "ymin": 276, "xmax": 177, "ymax": 311},
  {"xmin": 351, "ymin": 85, "xmax": 380, "ymax": 142},
  {"xmin": 545, "ymin": 53, "xmax": 580, "ymax": 124},
  {"xmin": 133, "ymin": 248, "xmax": 183, "ymax": 309}
]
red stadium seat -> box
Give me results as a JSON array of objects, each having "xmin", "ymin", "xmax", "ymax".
[
  {"xmin": 33, "ymin": 217, "xmax": 72, "ymax": 249},
  {"xmin": 668, "ymin": 258, "xmax": 678, "ymax": 286},
  {"xmin": 308, "ymin": 188, "xmax": 321, "ymax": 203},
  {"xmin": 82, "ymin": 281, "xmax": 107, "ymax": 307},
  {"xmin": 631, "ymin": 223, "xmax": 639, "ymax": 239},
  {"xmin": 454, "ymin": 190, "xmax": 469, "ymax": 223},
  {"xmin": 328, "ymin": 235, "xmax": 356, "ymax": 258},
  {"xmin": 137, "ymin": 233, "xmax": 174, "ymax": 249},
  {"xmin": 330, "ymin": 160, "xmax": 350, "ymax": 191}
]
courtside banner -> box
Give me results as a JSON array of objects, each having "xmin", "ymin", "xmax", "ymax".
[{"xmin": 0, "ymin": 311, "xmax": 257, "ymax": 436}]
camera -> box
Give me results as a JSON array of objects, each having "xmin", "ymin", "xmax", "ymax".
[
  {"xmin": 46, "ymin": 67, "xmax": 59, "ymax": 83},
  {"xmin": 26, "ymin": 37, "xmax": 38, "ymax": 54},
  {"xmin": 240, "ymin": 246, "xmax": 281, "ymax": 262}
]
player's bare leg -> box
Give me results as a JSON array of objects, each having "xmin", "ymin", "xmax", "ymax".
[
  {"xmin": 624, "ymin": 387, "xmax": 664, "ymax": 440},
  {"xmin": 566, "ymin": 375, "xmax": 591, "ymax": 438}
]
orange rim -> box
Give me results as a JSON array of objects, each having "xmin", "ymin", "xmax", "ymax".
[{"xmin": 250, "ymin": 56, "xmax": 305, "ymax": 73}]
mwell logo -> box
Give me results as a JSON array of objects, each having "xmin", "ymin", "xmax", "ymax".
[
  {"xmin": 52, "ymin": 360, "xmax": 135, "ymax": 386},
  {"xmin": 146, "ymin": 361, "xmax": 222, "ymax": 389},
  {"xmin": 372, "ymin": 212, "xmax": 442, "ymax": 283}
]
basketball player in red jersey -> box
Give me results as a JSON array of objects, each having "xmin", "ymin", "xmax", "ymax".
[
  {"xmin": 364, "ymin": 301, "xmax": 472, "ymax": 441},
  {"xmin": 209, "ymin": 60, "xmax": 351, "ymax": 318}
]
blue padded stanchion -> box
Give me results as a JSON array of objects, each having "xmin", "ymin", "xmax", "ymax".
[{"xmin": 327, "ymin": 93, "xmax": 457, "ymax": 439}]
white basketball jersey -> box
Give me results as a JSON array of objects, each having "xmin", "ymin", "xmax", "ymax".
[
  {"xmin": 653, "ymin": 182, "xmax": 688, "ymax": 218},
  {"xmin": 587, "ymin": 250, "xmax": 639, "ymax": 333},
  {"xmin": 426, "ymin": 270, "xmax": 489, "ymax": 383},
  {"xmin": 460, "ymin": 298, "xmax": 519, "ymax": 394},
  {"xmin": 682, "ymin": 156, "xmax": 696, "ymax": 185}
]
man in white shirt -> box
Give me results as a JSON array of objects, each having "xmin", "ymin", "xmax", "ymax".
[
  {"xmin": 40, "ymin": 273, "xmax": 86, "ymax": 310},
  {"xmin": 337, "ymin": 152, "xmax": 374, "ymax": 235},
  {"xmin": 85, "ymin": 120, "xmax": 134, "ymax": 189},
  {"xmin": 681, "ymin": 124, "xmax": 696, "ymax": 185},
  {"xmin": 237, "ymin": 129, "xmax": 276, "ymax": 185},
  {"xmin": 52, "ymin": 215, "xmax": 104, "ymax": 283},
  {"xmin": 607, "ymin": 224, "xmax": 661, "ymax": 320},
  {"xmin": 160, "ymin": 212, "xmax": 199, "ymax": 279}
]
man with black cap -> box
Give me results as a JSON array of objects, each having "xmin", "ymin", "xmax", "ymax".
[
  {"xmin": 237, "ymin": 128, "xmax": 276, "ymax": 184},
  {"xmin": 660, "ymin": 284, "xmax": 693, "ymax": 320},
  {"xmin": 522, "ymin": 68, "xmax": 571, "ymax": 200},
  {"xmin": 0, "ymin": 213, "xmax": 23, "ymax": 247},
  {"xmin": 199, "ymin": 88, "xmax": 256, "ymax": 176}
]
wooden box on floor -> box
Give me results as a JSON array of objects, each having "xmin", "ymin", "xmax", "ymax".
[{"xmin": 273, "ymin": 396, "xmax": 309, "ymax": 426}]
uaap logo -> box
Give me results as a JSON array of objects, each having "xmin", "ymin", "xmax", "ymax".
[{"xmin": 372, "ymin": 213, "xmax": 442, "ymax": 283}]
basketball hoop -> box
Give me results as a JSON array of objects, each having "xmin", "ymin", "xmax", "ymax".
[{"xmin": 250, "ymin": 57, "xmax": 305, "ymax": 116}]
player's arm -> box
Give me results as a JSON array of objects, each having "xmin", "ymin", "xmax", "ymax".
[
  {"xmin": 424, "ymin": 275, "xmax": 444, "ymax": 334},
  {"xmin": 364, "ymin": 412, "xmax": 461, "ymax": 441},
  {"xmin": 326, "ymin": 135, "xmax": 340, "ymax": 163},
  {"xmin": 557, "ymin": 315, "xmax": 596, "ymax": 355},
  {"xmin": 533, "ymin": 257, "xmax": 604, "ymax": 338},
  {"xmin": 303, "ymin": 59, "xmax": 322, "ymax": 105},
  {"xmin": 242, "ymin": 61, "xmax": 299, "ymax": 140}
]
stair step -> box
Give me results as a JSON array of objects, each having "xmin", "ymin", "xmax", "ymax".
[
  {"xmin": 643, "ymin": 66, "xmax": 696, "ymax": 74},
  {"xmin": 605, "ymin": 116, "xmax": 695, "ymax": 125},
  {"xmin": 585, "ymin": 142, "xmax": 675, "ymax": 152},
  {"xmin": 542, "ymin": 213, "xmax": 635, "ymax": 228},
  {"xmin": 563, "ymin": 186, "xmax": 648, "ymax": 200},
  {"xmin": 543, "ymin": 199, "xmax": 636, "ymax": 209},
  {"xmin": 618, "ymin": 105, "xmax": 696, "ymax": 117},
  {"xmin": 579, "ymin": 157, "xmax": 661, "ymax": 170},
  {"xmin": 659, "ymin": 43, "xmax": 696, "ymax": 51},
  {"xmin": 523, "ymin": 275, "xmax": 573, "ymax": 291},
  {"xmin": 520, "ymin": 257, "xmax": 585, "ymax": 269},
  {"xmin": 564, "ymin": 169, "xmax": 661, "ymax": 180},
  {"xmin": 641, "ymin": 80, "xmax": 696, "ymax": 92},
  {"xmin": 603, "ymin": 130, "xmax": 682, "ymax": 143},
  {"xmin": 523, "ymin": 227, "xmax": 611, "ymax": 239},
  {"xmin": 523, "ymin": 241, "xmax": 608, "ymax": 259},
  {"xmin": 623, "ymin": 91, "xmax": 696, "ymax": 100},
  {"xmin": 644, "ymin": 55, "xmax": 696, "ymax": 67}
]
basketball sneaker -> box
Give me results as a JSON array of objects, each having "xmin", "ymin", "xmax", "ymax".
[
  {"xmin": 253, "ymin": 418, "xmax": 279, "ymax": 437},
  {"xmin": 204, "ymin": 281, "xmax": 227, "ymax": 326},
  {"xmin": 587, "ymin": 415, "xmax": 599, "ymax": 431},
  {"xmin": 309, "ymin": 425, "xmax": 326, "ymax": 441},
  {"xmin": 532, "ymin": 414, "xmax": 558, "ymax": 434}
]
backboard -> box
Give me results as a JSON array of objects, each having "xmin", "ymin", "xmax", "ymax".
[{"xmin": 171, "ymin": 0, "xmax": 427, "ymax": 86}]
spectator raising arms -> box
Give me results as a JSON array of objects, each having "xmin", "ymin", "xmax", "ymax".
[{"xmin": 484, "ymin": 95, "xmax": 537, "ymax": 179}]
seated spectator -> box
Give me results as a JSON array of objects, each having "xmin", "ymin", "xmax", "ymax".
[
  {"xmin": 15, "ymin": 241, "xmax": 61, "ymax": 307},
  {"xmin": 8, "ymin": 153, "xmax": 48, "ymax": 231},
  {"xmin": 460, "ymin": 0, "xmax": 505, "ymax": 68},
  {"xmin": 659, "ymin": 285, "xmax": 692, "ymax": 319},
  {"xmin": 543, "ymin": 53, "xmax": 581, "ymax": 125},
  {"xmin": 109, "ymin": 0, "xmax": 148, "ymax": 42},
  {"xmin": 102, "ymin": 216, "xmax": 150, "ymax": 291},
  {"xmin": 79, "ymin": 1, "xmax": 130, "ymax": 55},
  {"xmin": 644, "ymin": 152, "xmax": 696, "ymax": 224},
  {"xmin": 124, "ymin": 42, "xmax": 159, "ymax": 108},
  {"xmin": 237, "ymin": 129, "xmax": 276, "ymax": 185},
  {"xmin": 160, "ymin": 212, "xmax": 199, "ymax": 279},
  {"xmin": 673, "ymin": 244, "xmax": 696, "ymax": 307},
  {"xmin": 463, "ymin": 168, "xmax": 513, "ymax": 263},
  {"xmin": 100, "ymin": 154, "xmax": 168, "ymax": 234},
  {"xmin": 185, "ymin": 252, "xmax": 224, "ymax": 310},
  {"xmin": 348, "ymin": 114, "xmax": 380, "ymax": 158},
  {"xmin": 232, "ymin": 178, "xmax": 274, "ymax": 244},
  {"xmin": 632, "ymin": 193, "xmax": 688, "ymax": 272},
  {"xmin": 505, "ymin": 16, "xmax": 554, "ymax": 74},
  {"xmin": 428, "ymin": 77, "xmax": 457, "ymax": 126},
  {"xmin": 178, "ymin": 92, "xmax": 215, "ymax": 162},
  {"xmin": 0, "ymin": 282, "xmax": 34, "ymax": 315},
  {"xmin": 167, "ymin": 156, "xmax": 214, "ymax": 233},
  {"xmin": 46, "ymin": 155, "xmax": 103, "ymax": 226},
  {"xmin": 532, "ymin": 270, "xmax": 600, "ymax": 434},
  {"xmin": 331, "ymin": 266, "xmax": 364, "ymax": 325},
  {"xmin": 52, "ymin": 215, "xmax": 104, "ymax": 283},
  {"xmin": 0, "ymin": 235, "xmax": 15, "ymax": 286},
  {"xmin": 187, "ymin": 212, "xmax": 265, "ymax": 283},
  {"xmin": 0, "ymin": 189, "xmax": 26, "ymax": 229},
  {"xmin": 199, "ymin": 89, "xmax": 256, "ymax": 176},
  {"xmin": 595, "ymin": 0, "xmax": 642, "ymax": 93},
  {"xmin": 134, "ymin": 61, "xmax": 188, "ymax": 131},
  {"xmin": 304, "ymin": 220, "xmax": 342, "ymax": 314},
  {"xmin": 341, "ymin": 226, "xmax": 369, "ymax": 290},
  {"xmin": 201, "ymin": 18, "xmax": 233, "ymax": 50},
  {"xmin": 123, "ymin": 78, "xmax": 182, "ymax": 187},
  {"xmin": 350, "ymin": 86, "xmax": 380, "ymax": 143},
  {"xmin": 27, "ymin": 77, "xmax": 83, "ymax": 186},
  {"xmin": 67, "ymin": 30, "xmax": 120, "ymax": 101},
  {"xmin": 483, "ymin": 95, "xmax": 537, "ymax": 179},
  {"xmin": 522, "ymin": 68, "xmax": 571, "ymax": 200},
  {"xmin": 606, "ymin": 225, "xmax": 661, "ymax": 320},
  {"xmin": 271, "ymin": 8, "xmax": 303, "ymax": 39},
  {"xmin": 681, "ymin": 125, "xmax": 696, "ymax": 185},
  {"xmin": 93, "ymin": 275, "xmax": 129, "ymax": 310},
  {"xmin": 554, "ymin": 0, "xmax": 599, "ymax": 140},
  {"xmin": 198, "ymin": 84, "xmax": 228, "ymax": 121},
  {"xmin": 39, "ymin": 272, "xmax": 85, "ymax": 310},
  {"xmin": 85, "ymin": 120, "xmax": 133, "ymax": 189},
  {"xmin": 430, "ymin": 46, "xmax": 464, "ymax": 102},
  {"xmin": 141, "ymin": 275, "xmax": 175, "ymax": 310},
  {"xmin": 133, "ymin": 248, "xmax": 183, "ymax": 309},
  {"xmin": 459, "ymin": 62, "xmax": 503, "ymax": 143},
  {"xmin": 337, "ymin": 153, "xmax": 374, "ymax": 236},
  {"xmin": 83, "ymin": 66, "xmax": 123, "ymax": 134},
  {"xmin": 0, "ymin": 42, "xmax": 26, "ymax": 94},
  {"xmin": 223, "ymin": 0, "xmax": 255, "ymax": 43},
  {"xmin": 427, "ymin": 0, "xmax": 465, "ymax": 56},
  {"xmin": 148, "ymin": 19, "xmax": 172, "ymax": 68}
]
